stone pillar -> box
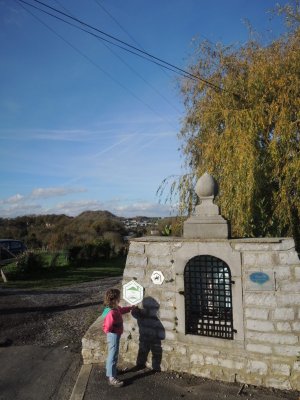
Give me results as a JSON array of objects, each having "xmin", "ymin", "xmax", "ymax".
[{"xmin": 183, "ymin": 172, "xmax": 229, "ymax": 238}]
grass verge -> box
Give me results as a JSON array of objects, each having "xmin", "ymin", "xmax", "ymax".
[{"xmin": 0, "ymin": 256, "xmax": 125, "ymax": 289}]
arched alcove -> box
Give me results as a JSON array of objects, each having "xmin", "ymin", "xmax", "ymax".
[
  {"xmin": 184, "ymin": 255, "xmax": 234, "ymax": 339},
  {"xmin": 174, "ymin": 241, "xmax": 244, "ymax": 344}
]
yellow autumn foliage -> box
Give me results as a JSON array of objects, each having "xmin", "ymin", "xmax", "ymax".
[{"xmin": 172, "ymin": 7, "xmax": 300, "ymax": 245}]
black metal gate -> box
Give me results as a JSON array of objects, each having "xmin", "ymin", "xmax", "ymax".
[{"xmin": 184, "ymin": 255, "xmax": 234, "ymax": 339}]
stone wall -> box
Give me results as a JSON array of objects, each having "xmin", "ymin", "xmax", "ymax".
[{"xmin": 82, "ymin": 236, "xmax": 300, "ymax": 391}]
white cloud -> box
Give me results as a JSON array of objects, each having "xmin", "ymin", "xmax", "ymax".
[
  {"xmin": 31, "ymin": 129, "xmax": 96, "ymax": 142},
  {"xmin": 0, "ymin": 203, "xmax": 43, "ymax": 218},
  {"xmin": 47, "ymin": 199, "xmax": 174, "ymax": 218},
  {"xmin": 0, "ymin": 128, "xmax": 109, "ymax": 142},
  {"xmin": 30, "ymin": 187, "xmax": 86, "ymax": 199},
  {"xmin": 0, "ymin": 187, "xmax": 88, "ymax": 217},
  {"xmin": 0, "ymin": 193, "xmax": 24, "ymax": 205},
  {"xmin": 0, "ymin": 196, "xmax": 175, "ymax": 219},
  {"xmin": 0, "ymin": 125, "xmax": 177, "ymax": 143},
  {"xmin": 47, "ymin": 200, "xmax": 104, "ymax": 216},
  {"xmin": 110, "ymin": 201, "xmax": 175, "ymax": 218}
]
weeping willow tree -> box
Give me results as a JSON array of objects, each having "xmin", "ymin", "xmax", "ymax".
[{"xmin": 159, "ymin": 3, "xmax": 300, "ymax": 246}]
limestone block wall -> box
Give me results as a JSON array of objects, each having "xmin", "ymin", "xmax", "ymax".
[{"xmin": 119, "ymin": 237, "xmax": 300, "ymax": 391}]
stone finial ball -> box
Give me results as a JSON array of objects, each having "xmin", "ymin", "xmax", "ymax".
[{"xmin": 195, "ymin": 172, "xmax": 217, "ymax": 197}]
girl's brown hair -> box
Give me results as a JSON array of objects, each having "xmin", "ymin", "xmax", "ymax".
[{"xmin": 104, "ymin": 288, "xmax": 121, "ymax": 308}]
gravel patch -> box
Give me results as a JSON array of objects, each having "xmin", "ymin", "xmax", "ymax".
[{"xmin": 0, "ymin": 277, "xmax": 122, "ymax": 351}]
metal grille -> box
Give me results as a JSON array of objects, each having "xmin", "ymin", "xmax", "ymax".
[{"xmin": 184, "ymin": 255, "xmax": 234, "ymax": 339}]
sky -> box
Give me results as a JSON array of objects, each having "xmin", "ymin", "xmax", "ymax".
[{"xmin": 0, "ymin": 0, "xmax": 287, "ymax": 218}]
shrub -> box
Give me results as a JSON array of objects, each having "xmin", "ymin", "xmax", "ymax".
[
  {"xmin": 68, "ymin": 239, "xmax": 112, "ymax": 264},
  {"xmin": 68, "ymin": 246, "xmax": 82, "ymax": 263},
  {"xmin": 49, "ymin": 252, "xmax": 60, "ymax": 268},
  {"xmin": 93, "ymin": 239, "xmax": 111, "ymax": 259},
  {"xmin": 16, "ymin": 251, "xmax": 44, "ymax": 273},
  {"xmin": 161, "ymin": 225, "xmax": 172, "ymax": 236}
]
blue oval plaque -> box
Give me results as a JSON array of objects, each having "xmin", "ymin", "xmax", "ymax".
[{"xmin": 250, "ymin": 272, "xmax": 270, "ymax": 285}]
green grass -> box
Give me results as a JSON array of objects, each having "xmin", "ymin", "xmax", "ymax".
[{"xmin": 0, "ymin": 256, "xmax": 126, "ymax": 289}]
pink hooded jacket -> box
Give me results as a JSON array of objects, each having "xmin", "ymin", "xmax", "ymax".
[{"xmin": 102, "ymin": 306, "xmax": 132, "ymax": 335}]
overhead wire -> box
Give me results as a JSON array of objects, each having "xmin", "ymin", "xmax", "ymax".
[
  {"xmin": 52, "ymin": 0, "xmax": 70, "ymax": 14},
  {"xmin": 92, "ymin": 0, "xmax": 220, "ymax": 71},
  {"xmin": 53, "ymin": 0, "xmax": 181, "ymax": 125},
  {"xmin": 16, "ymin": 1, "xmax": 179, "ymax": 182},
  {"xmin": 9, "ymin": 0, "xmax": 248, "ymax": 198},
  {"xmin": 92, "ymin": 0, "xmax": 173, "ymax": 80},
  {"xmin": 17, "ymin": 0, "xmax": 195, "ymax": 82},
  {"xmin": 91, "ymin": 0, "xmax": 181, "ymax": 113},
  {"xmin": 94, "ymin": 0, "xmax": 231, "ymax": 73},
  {"xmin": 92, "ymin": 0, "xmax": 185, "ymax": 112},
  {"xmin": 97, "ymin": 41, "xmax": 183, "ymax": 114},
  {"xmin": 18, "ymin": 0, "xmax": 229, "ymax": 93},
  {"xmin": 93, "ymin": 0, "xmax": 146, "ymax": 51},
  {"xmin": 54, "ymin": 0, "xmax": 181, "ymax": 113},
  {"xmin": 92, "ymin": 0, "xmax": 242, "ymax": 104},
  {"xmin": 16, "ymin": 0, "xmax": 180, "ymax": 130}
]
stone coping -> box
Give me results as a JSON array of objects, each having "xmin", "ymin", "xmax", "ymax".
[
  {"xmin": 131, "ymin": 236, "xmax": 291, "ymax": 244},
  {"xmin": 82, "ymin": 316, "xmax": 106, "ymax": 365}
]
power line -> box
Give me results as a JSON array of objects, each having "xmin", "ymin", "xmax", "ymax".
[
  {"xmin": 93, "ymin": 0, "xmax": 231, "ymax": 71},
  {"xmin": 54, "ymin": 0, "xmax": 181, "ymax": 113},
  {"xmin": 92, "ymin": 0, "xmax": 178, "ymax": 92},
  {"xmin": 18, "ymin": 0, "xmax": 227, "ymax": 93},
  {"xmin": 91, "ymin": 0, "xmax": 181, "ymax": 112},
  {"xmin": 99, "ymin": 39, "xmax": 182, "ymax": 114},
  {"xmin": 16, "ymin": 1, "xmax": 179, "ymax": 130},
  {"xmin": 93, "ymin": 0, "xmax": 146, "ymax": 51},
  {"xmin": 18, "ymin": 0, "xmax": 196, "ymax": 82}
]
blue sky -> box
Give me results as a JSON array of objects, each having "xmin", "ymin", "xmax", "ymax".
[{"xmin": 0, "ymin": 0, "xmax": 286, "ymax": 218}]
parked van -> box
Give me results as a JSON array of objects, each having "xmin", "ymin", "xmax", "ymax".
[{"xmin": 0, "ymin": 239, "xmax": 27, "ymax": 258}]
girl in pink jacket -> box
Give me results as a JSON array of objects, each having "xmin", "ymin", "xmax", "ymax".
[{"xmin": 102, "ymin": 288, "xmax": 135, "ymax": 387}]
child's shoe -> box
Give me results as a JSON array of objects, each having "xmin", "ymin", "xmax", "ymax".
[{"xmin": 108, "ymin": 377, "xmax": 124, "ymax": 387}]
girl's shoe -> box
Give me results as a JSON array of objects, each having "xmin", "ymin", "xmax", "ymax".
[{"xmin": 108, "ymin": 377, "xmax": 124, "ymax": 387}]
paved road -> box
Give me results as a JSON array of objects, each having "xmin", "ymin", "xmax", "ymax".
[
  {"xmin": 76, "ymin": 364, "xmax": 300, "ymax": 400},
  {"xmin": 0, "ymin": 278, "xmax": 121, "ymax": 400},
  {"xmin": 1, "ymin": 350, "xmax": 299, "ymax": 400},
  {"xmin": 0, "ymin": 345, "xmax": 81, "ymax": 400}
]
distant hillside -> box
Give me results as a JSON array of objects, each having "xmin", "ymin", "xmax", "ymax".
[
  {"xmin": 0, "ymin": 211, "xmax": 183, "ymax": 250},
  {"xmin": 0, "ymin": 211, "xmax": 128, "ymax": 250}
]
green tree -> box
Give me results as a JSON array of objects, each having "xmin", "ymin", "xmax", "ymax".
[{"xmin": 161, "ymin": 3, "xmax": 300, "ymax": 247}]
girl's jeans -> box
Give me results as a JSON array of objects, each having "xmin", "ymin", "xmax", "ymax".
[{"xmin": 106, "ymin": 333, "xmax": 120, "ymax": 378}]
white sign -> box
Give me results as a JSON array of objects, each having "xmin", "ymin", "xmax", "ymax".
[
  {"xmin": 123, "ymin": 280, "xmax": 144, "ymax": 305},
  {"xmin": 151, "ymin": 270, "xmax": 165, "ymax": 285}
]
